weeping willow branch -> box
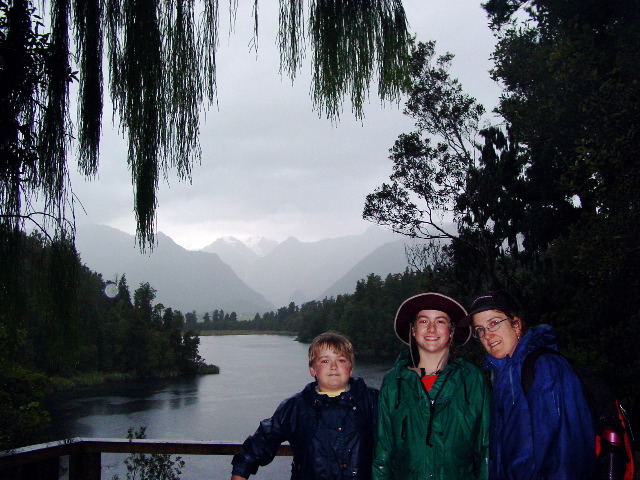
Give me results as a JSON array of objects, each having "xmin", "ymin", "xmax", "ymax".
[
  {"xmin": 309, "ymin": 0, "xmax": 410, "ymax": 119},
  {"xmin": 164, "ymin": 0, "xmax": 201, "ymax": 181},
  {"xmin": 278, "ymin": 0, "xmax": 305, "ymax": 79},
  {"xmin": 199, "ymin": 0, "xmax": 219, "ymax": 102},
  {"xmin": 74, "ymin": 0, "xmax": 103, "ymax": 177},
  {"xmin": 39, "ymin": 0, "xmax": 71, "ymax": 218},
  {"xmin": 109, "ymin": 0, "xmax": 163, "ymax": 248},
  {"xmin": 3, "ymin": 0, "xmax": 411, "ymax": 251}
]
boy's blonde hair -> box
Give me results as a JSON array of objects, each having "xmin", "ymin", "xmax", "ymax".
[{"xmin": 308, "ymin": 331, "xmax": 355, "ymax": 367}]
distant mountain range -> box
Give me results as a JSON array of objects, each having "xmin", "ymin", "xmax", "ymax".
[
  {"xmin": 202, "ymin": 227, "xmax": 412, "ymax": 307},
  {"xmin": 74, "ymin": 224, "xmax": 424, "ymax": 316},
  {"xmin": 74, "ymin": 224, "xmax": 275, "ymax": 315}
]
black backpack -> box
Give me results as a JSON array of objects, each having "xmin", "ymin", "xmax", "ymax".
[{"xmin": 521, "ymin": 346, "xmax": 636, "ymax": 480}]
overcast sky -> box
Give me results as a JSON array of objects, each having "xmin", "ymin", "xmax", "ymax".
[{"xmin": 70, "ymin": 0, "xmax": 502, "ymax": 251}]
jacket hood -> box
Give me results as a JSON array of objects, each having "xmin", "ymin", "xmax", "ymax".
[
  {"xmin": 484, "ymin": 323, "xmax": 558, "ymax": 372},
  {"xmin": 392, "ymin": 348, "xmax": 413, "ymax": 370}
]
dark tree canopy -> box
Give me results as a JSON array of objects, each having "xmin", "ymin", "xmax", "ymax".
[
  {"xmin": 362, "ymin": 41, "xmax": 522, "ymax": 285},
  {"xmin": 364, "ymin": 0, "xmax": 640, "ymax": 421},
  {"xmin": 363, "ymin": 41, "xmax": 486, "ymax": 242},
  {"xmin": 485, "ymin": 0, "xmax": 640, "ymax": 219},
  {"xmin": 367, "ymin": 0, "xmax": 640, "ymax": 286},
  {"xmin": 0, "ymin": 0, "xmax": 411, "ymax": 248}
]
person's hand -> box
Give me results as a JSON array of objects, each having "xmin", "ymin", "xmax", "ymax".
[{"xmin": 231, "ymin": 475, "xmax": 247, "ymax": 480}]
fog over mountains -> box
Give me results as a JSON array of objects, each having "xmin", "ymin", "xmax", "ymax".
[{"xmin": 75, "ymin": 224, "xmax": 419, "ymax": 316}]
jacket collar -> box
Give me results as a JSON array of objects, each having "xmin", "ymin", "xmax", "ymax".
[
  {"xmin": 484, "ymin": 324, "xmax": 559, "ymax": 372},
  {"xmin": 392, "ymin": 349, "xmax": 465, "ymax": 378},
  {"xmin": 303, "ymin": 376, "xmax": 364, "ymax": 403}
]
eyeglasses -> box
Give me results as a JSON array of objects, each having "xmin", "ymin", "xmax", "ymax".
[{"xmin": 472, "ymin": 317, "xmax": 511, "ymax": 339}]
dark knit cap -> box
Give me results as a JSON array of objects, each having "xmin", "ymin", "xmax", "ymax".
[{"xmin": 460, "ymin": 290, "xmax": 521, "ymax": 326}]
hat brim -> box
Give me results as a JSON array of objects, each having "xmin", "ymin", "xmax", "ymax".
[
  {"xmin": 459, "ymin": 303, "xmax": 498, "ymax": 328},
  {"xmin": 394, "ymin": 293, "xmax": 472, "ymax": 347},
  {"xmin": 460, "ymin": 290, "xmax": 521, "ymax": 327}
]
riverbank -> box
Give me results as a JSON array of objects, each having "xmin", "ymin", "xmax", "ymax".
[
  {"xmin": 49, "ymin": 371, "xmax": 138, "ymax": 391},
  {"xmin": 197, "ymin": 330, "xmax": 298, "ymax": 336}
]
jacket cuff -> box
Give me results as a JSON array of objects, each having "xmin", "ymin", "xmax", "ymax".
[{"xmin": 231, "ymin": 455, "xmax": 258, "ymax": 478}]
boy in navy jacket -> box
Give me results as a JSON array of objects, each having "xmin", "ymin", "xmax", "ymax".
[{"xmin": 230, "ymin": 331, "xmax": 378, "ymax": 480}]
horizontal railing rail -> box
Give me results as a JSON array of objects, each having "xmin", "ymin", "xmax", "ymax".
[{"xmin": 0, "ymin": 438, "xmax": 293, "ymax": 480}]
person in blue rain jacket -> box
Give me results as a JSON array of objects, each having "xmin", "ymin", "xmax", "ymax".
[{"xmin": 466, "ymin": 290, "xmax": 596, "ymax": 480}]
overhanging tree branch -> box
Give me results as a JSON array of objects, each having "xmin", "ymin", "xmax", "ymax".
[{"xmin": 1, "ymin": 0, "xmax": 412, "ymax": 250}]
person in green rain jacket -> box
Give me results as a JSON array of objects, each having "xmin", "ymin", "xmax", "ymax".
[{"xmin": 373, "ymin": 293, "xmax": 490, "ymax": 480}]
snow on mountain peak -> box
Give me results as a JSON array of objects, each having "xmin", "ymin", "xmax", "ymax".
[
  {"xmin": 220, "ymin": 236, "xmax": 244, "ymax": 246},
  {"xmin": 244, "ymin": 237, "xmax": 279, "ymax": 256}
]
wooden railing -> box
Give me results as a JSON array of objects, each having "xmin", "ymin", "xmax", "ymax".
[{"xmin": 0, "ymin": 438, "xmax": 293, "ymax": 480}]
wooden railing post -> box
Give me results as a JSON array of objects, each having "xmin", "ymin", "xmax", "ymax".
[{"xmin": 69, "ymin": 451, "xmax": 101, "ymax": 480}]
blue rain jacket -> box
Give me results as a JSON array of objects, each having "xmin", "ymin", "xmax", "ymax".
[
  {"xmin": 484, "ymin": 324, "xmax": 596, "ymax": 479},
  {"xmin": 231, "ymin": 376, "xmax": 378, "ymax": 480}
]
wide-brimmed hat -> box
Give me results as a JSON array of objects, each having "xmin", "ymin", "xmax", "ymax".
[{"xmin": 394, "ymin": 293, "xmax": 472, "ymax": 346}]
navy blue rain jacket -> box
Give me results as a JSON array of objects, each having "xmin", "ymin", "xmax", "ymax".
[
  {"xmin": 231, "ymin": 376, "xmax": 378, "ymax": 480},
  {"xmin": 484, "ymin": 324, "xmax": 596, "ymax": 480}
]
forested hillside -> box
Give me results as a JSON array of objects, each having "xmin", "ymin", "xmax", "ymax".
[{"xmin": 0, "ymin": 231, "xmax": 210, "ymax": 450}]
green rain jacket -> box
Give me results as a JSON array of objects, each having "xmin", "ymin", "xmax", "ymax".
[{"xmin": 373, "ymin": 350, "xmax": 490, "ymax": 480}]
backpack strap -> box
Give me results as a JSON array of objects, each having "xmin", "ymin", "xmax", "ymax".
[
  {"xmin": 521, "ymin": 346, "xmax": 560, "ymax": 396},
  {"xmin": 521, "ymin": 346, "xmax": 600, "ymax": 419}
]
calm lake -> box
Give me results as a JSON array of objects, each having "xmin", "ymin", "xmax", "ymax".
[{"xmin": 43, "ymin": 334, "xmax": 391, "ymax": 479}]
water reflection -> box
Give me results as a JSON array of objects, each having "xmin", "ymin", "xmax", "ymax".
[{"xmin": 45, "ymin": 377, "xmax": 203, "ymax": 438}]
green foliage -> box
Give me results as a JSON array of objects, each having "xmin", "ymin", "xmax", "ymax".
[
  {"xmin": 195, "ymin": 302, "xmax": 301, "ymax": 333},
  {"xmin": 111, "ymin": 427, "xmax": 186, "ymax": 480},
  {"xmin": 299, "ymin": 270, "xmax": 438, "ymax": 360},
  {"xmin": 308, "ymin": 0, "xmax": 411, "ymax": 119},
  {"xmin": 478, "ymin": 0, "xmax": 640, "ymax": 420},
  {"xmin": 0, "ymin": 0, "xmax": 70, "ymax": 237},
  {"xmin": 487, "ymin": 0, "xmax": 640, "ymax": 219},
  {"xmin": 363, "ymin": 41, "xmax": 527, "ymax": 288},
  {"xmin": 362, "ymin": 3, "xmax": 640, "ymax": 426},
  {"xmin": 363, "ymin": 40, "xmax": 485, "ymax": 242},
  {"xmin": 0, "ymin": 326, "xmax": 50, "ymax": 450},
  {"xmin": 0, "ymin": 229, "xmax": 80, "ymax": 368}
]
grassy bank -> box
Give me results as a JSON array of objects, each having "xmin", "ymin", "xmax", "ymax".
[
  {"xmin": 48, "ymin": 371, "xmax": 138, "ymax": 391},
  {"xmin": 48, "ymin": 365, "xmax": 220, "ymax": 392}
]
